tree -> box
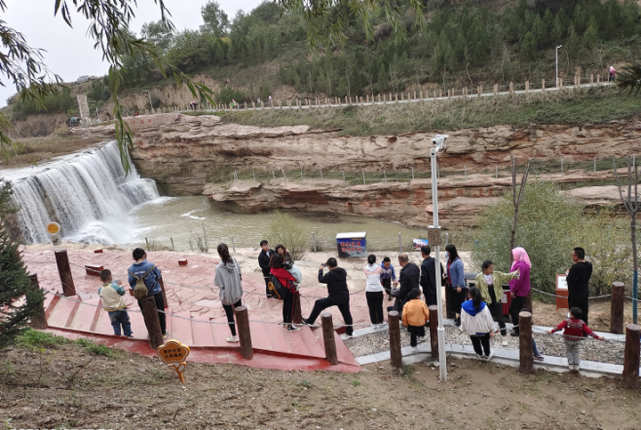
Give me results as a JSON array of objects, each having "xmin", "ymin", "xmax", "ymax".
[
  {"xmin": 472, "ymin": 181, "xmax": 582, "ymax": 295},
  {"xmin": 613, "ymin": 155, "xmax": 641, "ymax": 323},
  {"xmin": 521, "ymin": 32, "xmax": 537, "ymax": 62},
  {"xmin": 0, "ymin": 1, "xmax": 214, "ymax": 172},
  {"xmin": 201, "ymin": 1, "xmax": 229, "ymax": 37},
  {"xmin": 0, "ymin": 179, "xmax": 45, "ymax": 348},
  {"xmin": 583, "ymin": 18, "xmax": 598, "ymax": 51},
  {"xmin": 269, "ymin": 211, "xmax": 308, "ymax": 260}
]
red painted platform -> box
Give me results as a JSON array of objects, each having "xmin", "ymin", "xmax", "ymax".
[{"xmin": 39, "ymin": 291, "xmax": 360, "ymax": 373}]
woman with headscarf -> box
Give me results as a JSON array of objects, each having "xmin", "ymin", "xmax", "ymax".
[{"xmin": 508, "ymin": 247, "xmax": 532, "ymax": 337}]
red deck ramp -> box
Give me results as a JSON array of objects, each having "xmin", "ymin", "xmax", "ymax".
[{"xmin": 42, "ymin": 296, "xmax": 360, "ymax": 373}]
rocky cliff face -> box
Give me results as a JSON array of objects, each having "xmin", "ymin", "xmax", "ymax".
[{"xmin": 71, "ymin": 112, "xmax": 641, "ymax": 226}]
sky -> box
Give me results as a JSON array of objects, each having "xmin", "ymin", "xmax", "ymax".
[{"xmin": 0, "ymin": 0, "xmax": 261, "ymax": 107}]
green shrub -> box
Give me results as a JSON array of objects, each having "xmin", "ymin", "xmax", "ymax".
[
  {"xmin": 76, "ymin": 338, "xmax": 117, "ymax": 357},
  {"xmin": 269, "ymin": 211, "xmax": 308, "ymax": 260},
  {"xmin": 11, "ymin": 88, "xmax": 76, "ymax": 121},
  {"xmin": 15, "ymin": 328, "xmax": 69, "ymax": 349}
]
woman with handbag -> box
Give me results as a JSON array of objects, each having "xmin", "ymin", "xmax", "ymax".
[
  {"xmin": 270, "ymin": 253, "xmax": 300, "ymax": 332},
  {"xmin": 214, "ymin": 243, "xmax": 244, "ymax": 343}
]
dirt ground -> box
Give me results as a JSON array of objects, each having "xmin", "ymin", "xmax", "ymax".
[
  {"xmin": 532, "ymin": 299, "xmax": 632, "ymax": 332},
  {"xmin": 1, "ymin": 334, "xmax": 640, "ymax": 430}
]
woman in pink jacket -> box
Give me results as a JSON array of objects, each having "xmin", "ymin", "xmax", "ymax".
[{"xmin": 509, "ymin": 247, "xmax": 531, "ymax": 337}]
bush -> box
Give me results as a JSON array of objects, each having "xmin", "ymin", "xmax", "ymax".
[
  {"xmin": 269, "ymin": 211, "xmax": 308, "ymax": 260},
  {"xmin": 10, "ymin": 88, "xmax": 76, "ymax": 121},
  {"xmin": 472, "ymin": 181, "xmax": 634, "ymax": 299},
  {"xmin": 16, "ymin": 328, "xmax": 69, "ymax": 349},
  {"xmin": 472, "ymin": 181, "xmax": 583, "ymax": 296},
  {"xmin": 216, "ymin": 86, "xmax": 247, "ymax": 104}
]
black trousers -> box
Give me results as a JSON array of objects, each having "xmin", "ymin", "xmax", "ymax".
[
  {"xmin": 509, "ymin": 295, "xmax": 525, "ymax": 332},
  {"xmin": 408, "ymin": 325, "xmax": 425, "ymax": 347},
  {"xmin": 222, "ymin": 299, "xmax": 242, "ymax": 336},
  {"xmin": 424, "ymin": 290, "xmax": 437, "ymax": 307},
  {"xmin": 282, "ymin": 289, "xmax": 299, "ymax": 325},
  {"xmin": 137, "ymin": 292, "xmax": 167, "ymax": 335},
  {"xmin": 366, "ymin": 291, "xmax": 384, "ymax": 324},
  {"xmin": 568, "ymin": 294, "xmax": 589, "ymax": 326},
  {"xmin": 307, "ymin": 296, "xmax": 354, "ymax": 335},
  {"xmin": 382, "ymin": 278, "xmax": 392, "ymax": 298},
  {"xmin": 488, "ymin": 288, "xmax": 506, "ymax": 336},
  {"xmin": 263, "ymin": 276, "xmax": 271, "ymax": 296},
  {"xmin": 470, "ymin": 333, "xmax": 491, "ymax": 356},
  {"xmin": 451, "ymin": 287, "xmax": 467, "ymax": 316}
]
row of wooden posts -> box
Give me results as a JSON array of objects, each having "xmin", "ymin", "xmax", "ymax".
[
  {"xmin": 24, "ymin": 250, "xmax": 641, "ymax": 387},
  {"xmin": 132, "ymin": 75, "xmax": 606, "ymax": 115}
]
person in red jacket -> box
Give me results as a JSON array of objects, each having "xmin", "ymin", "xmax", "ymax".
[
  {"xmin": 548, "ymin": 307, "xmax": 603, "ymax": 371},
  {"xmin": 270, "ymin": 253, "xmax": 299, "ymax": 332}
]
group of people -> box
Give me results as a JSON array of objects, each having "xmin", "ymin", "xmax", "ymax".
[{"xmin": 98, "ymin": 242, "xmax": 599, "ymax": 370}]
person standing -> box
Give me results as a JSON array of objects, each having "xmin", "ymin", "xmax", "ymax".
[
  {"xmin": 363, "ymin": 254, "xmax": 384, "ymax": 327},
  {"xmin": 566, "ymin": 247, "xmax": 592, "ymax": 325},
  {"xmin": 508, "ymin": 247, "xmax": 531, "ymax": 337},
  {"xmin": 475, "ymin": 260, "xmax": 519, "ymax": 346},
  {"xmin": 445, "ymin": 244, "xmax": 465, "ymax": 326},
  {"xmin": 214, "ymin": 243, "xmax": 244, "ymax": 342},
  {"xmin": 460, "ymin": 287, "xmax": 497, "ymax": 361},
  {"xmin": 303, "ymin": 258, "xmax": 354, "ymax": 336},
  {"xmin": 420, "ymin": 245, "xmax": 443, "ymax": 307},
  {"xmin": 258, "ymin": 240, "xmax": 275, "ymax": 298},
  {"xmin": 609, "ymin": 66, "xmax": 616, "ymax": 82},
  {"xmin": 270, "ymin": 254, "xmax": 300, "ymax": 332},
  {"xmin": 548, "ymin": 307, "xmax": 603, "ymax": 371},
  {"xmin": 128, "ymin": 248, "xmax": 168, "ymax": 338},
  {"xmin": 275, "ymin": 244, "xmax": 294, "ymax": 263},
  {"xmin": 380, "ymin": 257, "xmax": 398, "ymax": 301},
  {"xmin": 389, "ymin": 253, "xmax": 420, "ymax": 314},
  {"xmin": 402, "ymin": 288, "xmax": 430, "ymax": 351}
]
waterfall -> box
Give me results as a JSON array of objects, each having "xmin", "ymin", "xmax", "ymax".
[{"xmin": 4, "ymin": 141, "xmax": 160, "ymax": 245}]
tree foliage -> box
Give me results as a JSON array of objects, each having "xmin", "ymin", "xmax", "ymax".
[
  {"xmin": 0, "ymin": 179, "xmax": 44, "ymax": 349},
  {"xmin": 269, "ymin": 211, "xmax": 308, "ymax": 260}
]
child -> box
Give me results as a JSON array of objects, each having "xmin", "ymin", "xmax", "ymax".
[
  {"xmin": 380, "ymin": 257, "xmax": 398, "ymax": 301},
  {"xmin": 549, "ymin": 307, "xmax": 603, "ymax": 371},
  {"xmin": 364, "ymin": 254, "xmax": 385, "ymax": 328},
  {"xmin": 460, "ymin": 287, "xmax": 497, "ymax": 361},
  {"xmin": 99, "ymin": 269, "xmax": 133, "ymax": 337},
  {"xmin": 402, "ymin": 288, "xmax": 430, "ymax": 351},
  {"xmin": 474, "ymin": 260, "xmax": 519, "ymax": 347},
  {"xmin": 521, "ymin": 308, "xmax": 544, "ymax": 361}
]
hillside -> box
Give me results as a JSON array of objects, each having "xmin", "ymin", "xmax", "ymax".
[{"xmin": 5, "ymin": 0, "xmax": 641, "ymax": 138}]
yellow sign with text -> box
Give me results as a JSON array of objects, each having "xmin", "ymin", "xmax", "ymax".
[{"xmin": 157, "ymin": 339, "xmax": 190, "ymax": 384}]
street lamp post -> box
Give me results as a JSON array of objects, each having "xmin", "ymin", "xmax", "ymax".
[
  {"xmin": 143, "ymin": 90, "xmax": 155, "ymax": 114},
  {"xmin": 429, "ymin": 134, "xmax": 449, "ymax": 382},
  {"xmin": 556, "ymin": 45, "xmax": 563, "ymax": 88}
]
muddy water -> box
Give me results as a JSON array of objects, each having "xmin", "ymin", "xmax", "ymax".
[{"xmin": 128, "ymin": 196, "xmax": 424, "ymax": 251}]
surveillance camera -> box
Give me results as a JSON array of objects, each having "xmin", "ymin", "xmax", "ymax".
[{"xmin": 431, "ymin": 134, "xmax": 449, "ymax": 153}]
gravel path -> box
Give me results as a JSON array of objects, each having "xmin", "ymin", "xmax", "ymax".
[{"xmin": 344, "ymin": 326, "xmax": 625, "ymax": 365}]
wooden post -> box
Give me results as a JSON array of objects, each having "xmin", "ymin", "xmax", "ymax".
[
  {"xmin": 388, "ymin": 310, "xmax": 402, "ymax": 368},
  {"xmin": 141, "ymin": 296, "xmax": 163, "ymax": 350},
  {"xmin": 27, "ymin": 273, "xmax": 47, "ymax": 329},
  {"xmin": 439, "ymin": 89, "xmax": 443, "ymax": 98},
  {"xmin": 236, "ymin": 306, "xmax": 253, "ymax": 360},
  {"xmin": 413, "ymin": 91, "xmax": 416, "ymax": 99},
  {"xmin": 524, "ymin": 289, "xmax": 532, "ymax": 317},
  {"xmin": 509, "ymin": 82, "xmax": 514, "ymax": 93},
  {"xmin": 494, "ymin": 84, "xmax": 498, "ymax": 95},
  {"xmin": 252, "ymin": 101, "xmax": 255, "ymax": 109},
  {"xmin": 419, "ymin": 90, "xmax": 423, "ymax": 99},
  {"xmin": 321, "ymin": 313, "xmax": 338, "ymax": 365},
  {"xmin": 590, "ymin": 74, "xmax": 594, "ymax": 84},
  {"xmin": 429, "ymin": 305, "xmax": 438, "ymax": 360},
  {"xmin": 597, "ymin": 74, "xmax": 600, "ymax": 83},
  {"xmin": 378, "ymin": 94, "xmax": 381, "ymax": 102},
  {"xmin": 518, "ymin": 311, "xmax": 534, "ymax": 374},
  {"xmin": 158, "ymin": 276, "xmax": 169, "ymax": 308},
  {"xmin": 54, "ymin": 249, "xmax": 76, "ymax": 297},
  {"xmin": 611, "ymin": 282, "xmax": 625, "ymax": 334},
  {"xmin": 395, "ymin": 93, "xmax": 398, "ymax": 102},
  {"xmin": 622, "ymin": 324, "xmax": 640, "ymax": 388},
  {"xmin": 542, "ymin": 79, "xmax": 546, "ymax": 92},
  {"xmin": 525, "ymin": 81, "xmax": 529, "ymax": 93},
  {"xmin": 292, "ymin": 293, "xmax": 302, "ymax": 324}
]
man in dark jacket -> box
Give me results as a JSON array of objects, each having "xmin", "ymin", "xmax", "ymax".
[
  {"xmin": 567, "ymin": 247, "xmax": 593, "ymax": 325},
  {"xmin": 388, "ymin": 253, "xmax": 420, "ymax": 313},
  {"xmin": 420, "ymin": 245, "xmax": 443, "ymax": 307},
  {"xmin": 303, "ymin": 258, "xmax": 354, "ymax": 336},
  {"xmin": 258, "ymin": 240, "xmax": 275, "ymax": 298}
]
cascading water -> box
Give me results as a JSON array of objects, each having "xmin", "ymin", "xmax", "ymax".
[{"xmin": 4, "ymin": 141, "xmax": 159, "ymax": 244}]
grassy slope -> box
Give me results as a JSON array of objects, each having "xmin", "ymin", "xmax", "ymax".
[{"xmin": 218, "ymin": 86, "xmax": 641, "ymax": 135}]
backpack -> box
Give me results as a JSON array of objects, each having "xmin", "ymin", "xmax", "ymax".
[
  {"xmin": 128, "ymin": 264, "xmax": 157, "ymax": 300},
  {"xmin": 267, "ymin": 275, "xmax": 288, "ymax": 300}
]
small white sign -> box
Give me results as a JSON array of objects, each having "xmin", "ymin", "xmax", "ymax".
[{"xmin": 556, "ymin": 274, "xmax": 568, "ymax": 290}]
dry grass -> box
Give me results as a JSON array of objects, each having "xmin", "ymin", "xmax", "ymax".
[
  {"xmin": 220, "ymin": 86, "xmax": 641, "ymax": 136},
  {"xmin": 1, "ymin": 134, "xmax": 105, "ymax": 167}
]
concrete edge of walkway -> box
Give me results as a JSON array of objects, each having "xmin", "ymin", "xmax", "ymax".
[
  {"xmin": 355, "ymin": 342, "xmax": 624, "ymax": 379},
  {"xmin": 344, "ymin": 319, "xmax": 626, "ymax": 342}
]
